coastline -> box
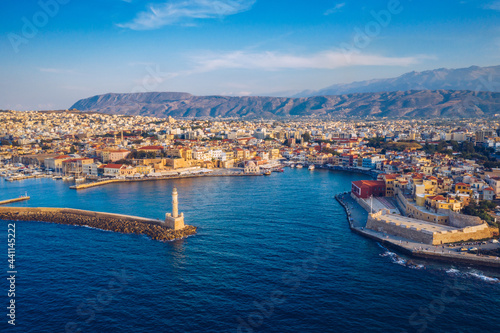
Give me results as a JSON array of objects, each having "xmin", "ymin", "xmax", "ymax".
[
  {"xmin": 0, "ymin": 206, "xmax": 197, "ymax": 242},
  {"xmin": 335, "ymin": 193, "xmax": 500, "ymax": 269}
]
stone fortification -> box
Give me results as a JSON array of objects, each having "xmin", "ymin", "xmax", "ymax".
[
  {"xmin": 367, "ymin": 210, "xmax": 491, "ymax": 245},
  {"xmin": 447, "ymin": 211, "xmax": 483, "ymax": 228},
  {"xmin": 0, "ymin": 207, "xmax": 196, "ymax": 242},
  {"xmin": 367, "ymin": 210, "xmax": 434, "ymax": 244}
]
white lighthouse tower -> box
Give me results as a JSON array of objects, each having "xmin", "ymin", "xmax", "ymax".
[{"xmin": 165, "ymin": 187, "xmax": 185, "ymax": 230}]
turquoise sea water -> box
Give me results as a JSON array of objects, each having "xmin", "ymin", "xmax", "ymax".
[{"xmin": 1, "ymin": 169, "xmax": 500, "ymax": 332}]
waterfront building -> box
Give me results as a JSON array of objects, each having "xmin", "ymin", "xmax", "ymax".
[
  {"xmin": 244, "ymin": 161, "xmax": 260, "ymax": 174},
  {"xmin": 44, "ymin": 155, "xmax": 72, "ymax": 172},
  {"xmin": 82, "ymin": 163, "xmax": 99, "ymax": 177},
  {"xmin": 103, "ymin": 164, "xmax": 124, "ymax": 177},
  {"xmin": 351, "ymin": 180, "xmax": 386, "ymax": 199}
]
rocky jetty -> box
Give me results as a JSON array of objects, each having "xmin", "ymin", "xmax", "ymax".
[{"xmin": 0, "ymin": 208, "xmax": 197, "ymax": 242}]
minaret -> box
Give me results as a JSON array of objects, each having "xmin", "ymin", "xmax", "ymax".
[
  {"xmin": 172, "ymin": 187, "xmax": 179, "ymax": 218},
  {"xmin": 165, "ymin": 187, "xmax": 185, "ymax": 230}
]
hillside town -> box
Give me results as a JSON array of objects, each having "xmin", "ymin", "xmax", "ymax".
[{"xmin": 2, "ymin": 110, "xmax": 500, "ymax": 241}]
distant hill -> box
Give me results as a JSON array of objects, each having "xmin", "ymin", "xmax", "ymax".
[
  {"xmin": 70, "ymin": 90, "xmax": 500, "ymax": 119},
  {"xmin": 292, "ymin": 65, "xmax": 500, "ymax": 97}
]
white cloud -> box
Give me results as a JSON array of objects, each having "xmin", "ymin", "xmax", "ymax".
[
  {"xmin": 189, "ymin": 50, "xmax": 426, "ymax": 73},
  {"xmin": 324, "ymin": 2, "xmax": 345, "ymax": 15},
  {"xmin": 118, "ymin": 0, "xmax": 256, "ymax": 30},
  {"xmin": 131, "ymin": 50, "xmax": 431, "ymax": 91}
]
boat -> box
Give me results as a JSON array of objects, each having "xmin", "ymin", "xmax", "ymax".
[
  {"xmin": 75, "ymin": 177, "xmax": 86, "ymax": 183},
  {"xmin": 290, "ymin": 164, "xmax": 295, "ymax": 168},
  {"xmin": 296, "ymin": 164, "xmax": 303, "ymax": 169},
  {"xmin": 308, "ymin": 165, "xmax": 315, "ymax": 170},
  {"xmin": 53, "ymin": 175, "xmax": 63, "ymax": 180},
  {"xmin": 264, "ymin": 171, "xmax": 272, "ymax": 176}
]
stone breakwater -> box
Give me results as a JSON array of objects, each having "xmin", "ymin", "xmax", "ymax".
[{"xmin": 0, "ymin": 207, "xmax": 197, "ymax": 242}]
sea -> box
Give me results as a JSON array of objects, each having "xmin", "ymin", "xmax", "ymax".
[{"xmin": 1, "ymin": 169, "xmax": 499, "ymax": 333}]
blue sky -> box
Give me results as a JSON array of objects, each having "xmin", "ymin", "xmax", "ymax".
[{"xmin": 0, "ymin": 0, "xmax": 499, "ymax": 110}]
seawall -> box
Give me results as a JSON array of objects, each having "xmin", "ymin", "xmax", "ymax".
[{"xmin": 0, "ymin": 207, "xmax": 197, "ymax": 242}]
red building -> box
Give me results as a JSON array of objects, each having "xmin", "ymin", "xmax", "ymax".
[{"xmin": 351, "ymin": 180, "xmax": 386, "ymax": 199}]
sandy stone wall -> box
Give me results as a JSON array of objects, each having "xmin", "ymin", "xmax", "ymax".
[
  {"xmin": 366, "ymin": 212, "xmax": 491, "ymax": 245},
  {"xmin": 366, "ymin": 216, "xmax": 434, "ymax": 244},
  {"xmin": 0, "ymin": 207, "xmax": 197, "ymax": 242},
  {"xmin": 433, "ymin": 225, "xmax": 491, "ymax": 244},
  {"xmin": 446, "ymin": 211, "xmax": 483, "ymax": 228}
]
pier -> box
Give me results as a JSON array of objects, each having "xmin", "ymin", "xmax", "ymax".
[{"xmin": 0, "ymin": 196, "xmax": 30, "ymax": 206}]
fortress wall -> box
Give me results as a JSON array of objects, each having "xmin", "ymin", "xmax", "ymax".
[
  {"xmin": 446, "ymin": 211, "xmax": 483, "ymax": 228},
  {"xmin": 433, "ymin": 225, "xmax": 491, "ymax": 244},
  {"xmin": 367, "ymin": 213, "xmax": 492, "ymax": 245},
  {"xmin": 395, "ymin": 189, "xmax": 449, "ymax": 225},
  {"xmin": 366, "ymin": 216, "xmax": 435, "ymax": 244},
  {"xmin": 395, "ymin": 190, "xmax": 408, "ymax": 213}
]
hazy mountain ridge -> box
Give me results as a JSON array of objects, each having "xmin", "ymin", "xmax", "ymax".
[
  {"xmin": 71, "ymin": 90, "xmax": 500, "ymax": 119},
  {"xmin": 292, "ymin": 65, "xmax": 500, "ymax": 97}
]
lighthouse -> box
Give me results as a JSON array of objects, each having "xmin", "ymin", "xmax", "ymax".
[
  {"xmin": 172, "ymin": 187, "xmax": 178, "ymax": 218},
  {"xmin": 165, "ymin": 187, "xmax": 185, "ymax": 230}
]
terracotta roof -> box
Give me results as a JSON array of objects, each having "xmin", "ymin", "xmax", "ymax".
[
  {"xmin": 352, "ymin": 180, "xmax": 386, "ymax": 188},
  {"xmin": 138, "ymin": 146, "xmax": 163, "ymax": 150},
  {"xmin": 104, "ymin": 164, "xmax": 124, "ymax": 169}
]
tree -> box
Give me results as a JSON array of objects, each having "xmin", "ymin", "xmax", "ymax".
[{"xmin": 301, "ymin": 132, "xmax": 311, "ymax": 142}]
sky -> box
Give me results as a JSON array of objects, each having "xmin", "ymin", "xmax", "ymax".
[{"xmin": 0, "ymin": 0, "xmax": 499, "ymax": 110}]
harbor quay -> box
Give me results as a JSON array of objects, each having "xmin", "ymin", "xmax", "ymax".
[
  {"xmin": 69, "ymin": 169, "xmax": 264, "ymax": 190},
  {"xmin": 336, "ymin": 193, "xmax": 500, "ymax": 269}
]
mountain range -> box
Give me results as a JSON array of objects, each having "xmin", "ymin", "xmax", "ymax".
[
  {"xmin": 291, "ymin": 65, "xmax": 500, "ymax": 97},
  {"xmin": 70, "ymin": 65, "xmax": 500, "ymax": 119}
]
